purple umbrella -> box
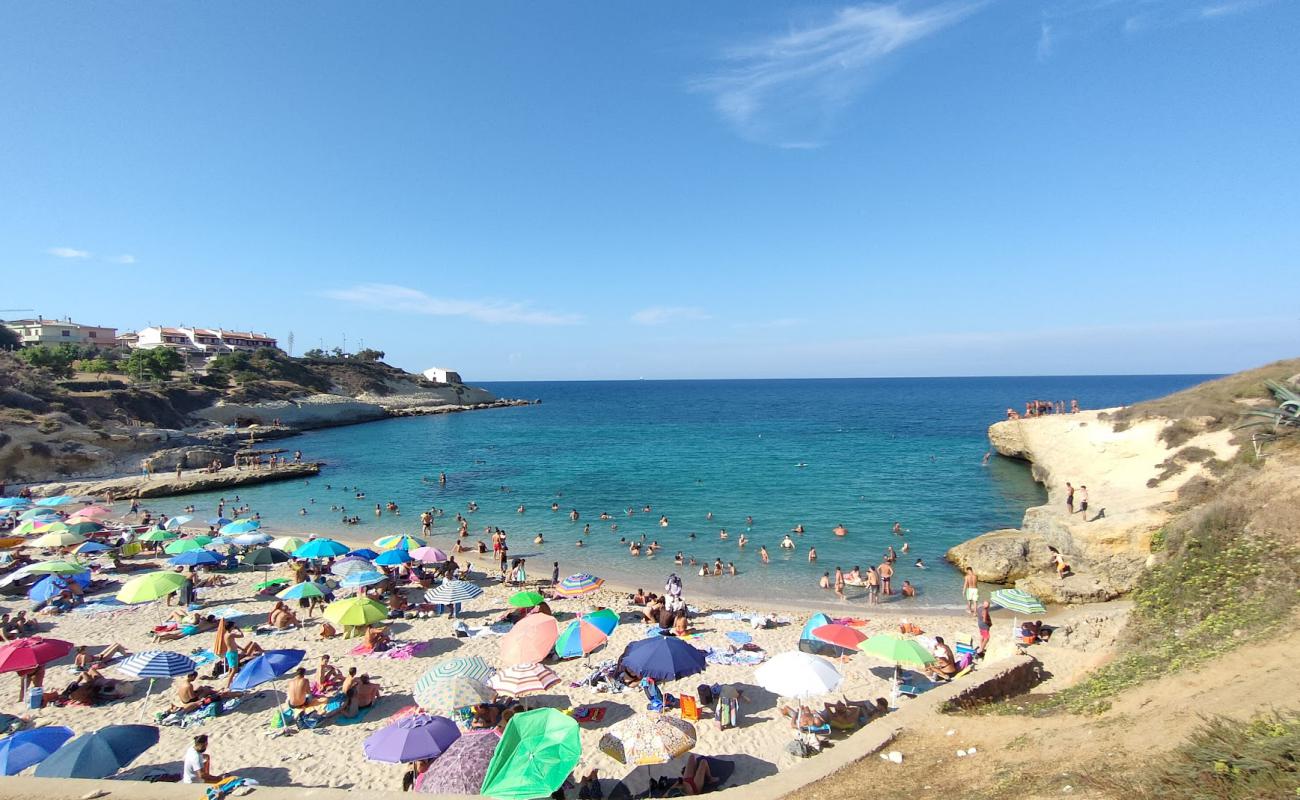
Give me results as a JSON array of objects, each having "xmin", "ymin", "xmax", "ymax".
[
  {"xmin": 364, "ymin": 714, "xmax": 461, "ymax": 764},
  {"xmin": 415, "ymin": 729, "xmax": 501, "ymax": 794}
]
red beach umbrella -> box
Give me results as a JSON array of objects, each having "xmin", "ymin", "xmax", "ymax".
[
  {"xmin": 810, "ymin": 624, "xmax": 868, "ymax": 651},
  {"xmin": 500, "ymin": 614, "xmax": 559, "ymax": 666},
  {"xmin": 0, "ymin": 637, "xmax": 74, "ymax": 673}
]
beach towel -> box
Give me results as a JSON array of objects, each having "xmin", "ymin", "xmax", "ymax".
[
  {"xmin": 571, "ymin": 705, "xmax": 606, "ymax": 724},
  {"xmin": 206, "ymin": 776, "xmax": 258, "ymax": 800},
  {"xmin": 335, "ymin": 705, "xmax": 375, "ymax": 725},
  {"xmin": 724, "ymin": 632, "xmax": 752, "ymax": 646},
  {"xmin": 352, "ymin": 641, "xmax": 428, "ymax": 660},
  {"xmin": 705, "ymin": 648, "xmax": 766, "ymax": 667},
  {"xmin": 189, "ymin": 649, "xmax": 217, "ymax": 666},
  {"xmin": 831, "ymin": 617, "xmax": 869, "ymax": 627},
  {"xmin": 206, "ymin": 607, "xmax": 245, "ymax": 621}
]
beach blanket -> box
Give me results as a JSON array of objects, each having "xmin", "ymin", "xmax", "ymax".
[
  {"xmin": 68, "ymin": 598, "xmax": 129, "ymax": 617},
  {"xmin": 724, "ymin": 632, "xmax": 753, "ymax": 646},
  {"xmin": 351, "ymin": 641, "xmax": 428, "ymax": 660},
  {"xmin": 254, "ymin": 626, "xmax": 298, "ymax": 636},
  {"xmin": 705, "ymin": 647, "xmax": 766, "ymax": 667},
  {"xmin": 831, "ymin": 617, "xmax": 869, "ymax": 627},
  {"xmin": 571, "ymin": 705, "xmax": 607, "ymax": 724},
  {"xmin": 189, "ymin": 649, "xmax": 217, "ymax": 666},
  {"xmin": 205, "ymin": 607, "xmax": 245, "ymax": 621}
]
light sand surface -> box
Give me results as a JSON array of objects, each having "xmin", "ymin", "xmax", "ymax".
[{"xmin": 0, "ymin": 550, "xmax": 1027, "ymax": 794}]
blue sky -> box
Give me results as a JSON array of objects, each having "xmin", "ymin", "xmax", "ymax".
[{"xmin": 2, "ymin": 0, "xmax": 1297, "ymax": 381}]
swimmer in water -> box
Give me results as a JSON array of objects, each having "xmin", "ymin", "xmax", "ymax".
[
  {"xmin": 792, "ymin": 524, "xmax": 805, "ymax": 535},
  {"xmin": 575, "ymin": 540, "xmax": 584, "ymax": 548},
  {"xmin": 517, "ymin": 505, "xmax": 526, "ymax": 514},
  {"xmin": 759, "ymin": 546, "xmax": 769, "ymax": 563},
  {"xmin": 719, "ymin": 530, "xmax": 729, "ymax": 540},
  {"xmin": 808, "ymin": 546, "xmax": 817, "ymax": 562},
  {"xmin": 833, "ymin": 524, "xmax": 848, "ymax": 537},
  {"xmin": 914, "ymin": 559, "xmax": 926, "ymax": 569},
  {"xmin": 780, "ymin": 535, "xmax": 795, "ymax": 549},
  {"xmin": 706, "ymin": 511, "xmax": 713, "ymax": 521},
  {"xmin": 892, "ymin": 522, "xmax": 904, "ymax": 535},
  {"xmin": 737, "ymin": 533, "xmax": 747, "ymax": 548},
  {"xmin": 819, "ymin": 572, "xmax": 830, "ymax": 590},
  {"xmin": 901, "ymin": 541, "xmax": 910, "ymax": 553}
]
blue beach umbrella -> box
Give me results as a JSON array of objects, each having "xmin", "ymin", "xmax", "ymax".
[
  {"xmin": 220, "ymin": 519, "xmax": 261, "ymax": 535},
  {"xmin": 207, "ymin": 517, "xmax": 232, "ymax": 526},
  {"xmin": 0, "ymin": 726, "xmax": 75, "ymax": 775},
  {"xmin": 169, "ymin": 549, "xmax": 223, "ymax": 567},
  {"xmin": 118, "ymin": 650, "xmax": 199, "ymax": 679},
  {"xmin": 72, "ymin": 541, "xmax": 113, "ymax": 555},
  {"xmin": 28, "ymin": 573, "xmax": 90, "ymax": 603},
  {"xmin": 17, "ymin": 508, "xmax": 60, "ymax": 521},
  {"xmin": 0, "ymin": 498, "xmax": 30, "ymax": 509},
  {"xmin": 618, "ymin": 636, "xmax": 708, "ymax": 682},
  {"xmin": 35, "ymin": 496, "xmax": 76, "ymax": 507},
  {"xmin": 347, "ymin": 548, "xmax": 378, "ymax": 560},
  {"xmin": 277, "ymin": 581, "xmax": 328, "ymax": 601},
  {"xmin": 294, "ymin": 538, "xmax": 350, "ymax": 559},
  {"xmin": 340, "ymin": 570, "xmax": 385, "ymax": 590},
  {"xmin": 374, "ymin": 548, "xmax": 411, "ymax": 566},
  {"xmin": 34, "ymin": 725, "xmax": 159, "ymax": 778},
  {"xmin": 229, "ymin": 649, "xmax": 306, "ymax": 692}
]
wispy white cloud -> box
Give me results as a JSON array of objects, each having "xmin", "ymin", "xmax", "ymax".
[
  {"xmin": 48, "ymin": 246, "xmax": 90, "ymax": 259},
  {"xmin": 1036, "ymin": 23, "xmax": 1054, "ymax": 61},
  {"xmin": 691, "ymin": 1, "xmax": 982, "ymax": 147},
  {"xmin": 108, "ymin": 254, "xmax": 136, "ymax": 265},
  {"xmin": 325, "ymin": 283, "xmax": 583, "ymax": 326},
  {"xmin": 1199, "ymin": 0, "xmax": 1272, "ymax": 18},
  {"xmin": 631, "ymin": 306, "xmax": 712, "ymax": 326}
]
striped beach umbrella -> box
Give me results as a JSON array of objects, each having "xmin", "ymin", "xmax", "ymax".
[
  {"xmin": 554, "ymin": 619, "xmax": 609, "ymax": 658},
  {"xmin": 422, "ymin": 656, "xmax": 495, "ymax": 684},
  {"xmin": 408, "ymin": 546, "xmax": 448, "ymax": 564},
  {"xmin": 219, "ymin": 519, "xmax": 261, "ymax": 535},
  {"xmin": 990, "ymin": 588, "xmax": 1047, "ymax": 615},
  {"xmin": 269, "ymin": 536, "xmax": 306, "ymax": 553},
  {"xmin": 413, "ymin": 674, "xmax": 495, "ymax": 716},
  {"xmin": 117, "ymin": 650, "xmax": 197, "ymax": 679},
  {"xmin": 554, "ymin": 573, "xmax": 604, "ymax": 597},
  {"xmin": 294, "ymin": 538, "xmax": 350, "ymax": 559},
  {"xmin": 32, "ymin": 529, "xmax": 86, "ymax": 548},
  {"xmin": 339, "ymin": 570, "xmax": 385, "ymax": 590},
  {"xmin": 424, "ymin": 580, "xmax": 484, "ymax": 605},
  {"xmin": 374, "ymin": 534, "xmax": 425, "ymax": 551},
  {"xmin": 489, "ymin": 663, "xmax": 560, "ymax": 696},
  {"xmin": 331, "ymin": 557, "xmax": 374, "ymax": 577}
]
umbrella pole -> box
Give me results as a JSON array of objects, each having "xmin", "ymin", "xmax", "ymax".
[{"xmin": 138, "ymin": 677, "xmax": 155, "ymax": 722}]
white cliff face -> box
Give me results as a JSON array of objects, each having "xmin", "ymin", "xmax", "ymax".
[{"xmin": 194, "ymin": 382, "xmax": 502, "ymax": 428}]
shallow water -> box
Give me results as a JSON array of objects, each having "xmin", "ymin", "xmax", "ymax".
[{"xmin": 168, "ymin": 375, "xmax": 1212, "ymax": 607}]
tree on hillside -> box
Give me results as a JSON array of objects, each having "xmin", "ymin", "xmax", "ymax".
[
  {"xmin": 302, "ymin": 348, "xmax": 326, "ymax": 359},
  {"xmin": 17, "ymin": 344, "xmax": 79, "ymax": 377},
  {"xmin": 0, "ymin": 325, "xmax": 18, "ymax": 351},
  {"xmin": 125, "ymin": 347, "xmax": 184, "ymax": 381},
  {"xmin": 352, "ymin": 348, "xmax": 385, "ymax": 362},
  {"xmin": 78, "ymin": 357, "xmax": 112, "ymax": 376}
]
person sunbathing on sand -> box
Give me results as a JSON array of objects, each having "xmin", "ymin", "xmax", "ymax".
[
  {"xmin": 269, "ymin": 602, "xmax": 300, "ymax": 630},
  {"xmin": 74, "ymin": 643, "xmax": 129, "ymax": 670}
]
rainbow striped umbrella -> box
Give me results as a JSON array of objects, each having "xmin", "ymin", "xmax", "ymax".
[
  {"xmin": 554, "ymin": 573, "xmax": 604, "ymax": 597},
  {"xmin": 374, "ymin": 534, "xmax": 425, "ymax": 551},
  {"xmin": 554, "ymin": 618, "xmax": 609, "ymax": 658}
]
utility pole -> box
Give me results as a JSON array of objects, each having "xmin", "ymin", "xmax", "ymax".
[{"xmin": 286, "ymin": 331, "xmax": 294, "ymax": 356}]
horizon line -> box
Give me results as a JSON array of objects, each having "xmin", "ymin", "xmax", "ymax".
[{"xmin": 472, "ymin": 371, "xmax": 1226, "ymax": 383}]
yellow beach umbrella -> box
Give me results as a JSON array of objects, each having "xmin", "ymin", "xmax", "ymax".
[
  {"xmin": 32, "ymin": 530, "xmax": 86, "ymax": 548},
  {"xmin": 323, "ymin": 596, "xmax": 388, "ymax": 627}
]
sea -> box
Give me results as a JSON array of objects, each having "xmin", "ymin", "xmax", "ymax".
[{"xmin": 168, "ymin": 375, "xmax": 1213, "ymax": 610}]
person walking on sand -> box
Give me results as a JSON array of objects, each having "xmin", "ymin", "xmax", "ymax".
[
  {"xmin": 1065, "ymin": 482, "xmax": 1075, "ymax": 514},
  {"xmin": 977, "ymin": 600, "xmax": 993, "ymax": 656},
  {"xmin": 1078, "ymin": 485, "xmax": 1089, "ymax": 517},
  {"xmin": 964, "ymin": 567, "xmax": 979, "ymax": 614}
]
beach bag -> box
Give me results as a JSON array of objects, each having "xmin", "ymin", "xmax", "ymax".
[
  {"xmin": 784, "ymin": 737, "xmax": 816, "ymax": 758},
  {"xmin": 696, "ymin": 683, "xmax": 715, "ymax": 707}
]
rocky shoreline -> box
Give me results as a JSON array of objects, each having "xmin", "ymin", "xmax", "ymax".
[{"xmin": 946, "ymin": 408, "xmax": 1237, "ymax": 603}]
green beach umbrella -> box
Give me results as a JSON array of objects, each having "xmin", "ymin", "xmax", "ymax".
[
  {"xmin": 990, "ymin": 588, "xmax": 1047, "ymax": 615},
  {"xmin": 255, "ymin": 578, "xmax": 291, "ymax": 591},
  {"xmin": 480, "ymin": 708, "xmax": 581, "ymax": 800},
  {"xmin": 323, "ymin": 596, "xmax": 387, "ymax": 627},
  {"xmin": 23, "ymin": 560, "xmax": 90, "ymax": 576},
  {"xmin": 17, "ymin": 509, "xmax": 60, "ymax": 522},
  {"xmin": 861, "ymin": 633, "xmax": 935, "ymax": 672},
  {"xmin": 507, "ymin": 591, "xmax": 545, "ymax": 609},
  {"xmin": 277, "ymin": 581, "xmax": 327, "ymax": 601},
  {"xmin": 32, "ymin": 529, "xmax": 86, "ymax": 548},
  {"xmin": 163, "ymin": 537, "xmax": 211, "ymax": 555},
  {"xmin": 116, "ymin": 571, "xmax": 188, "ymax": 604},
  {"xmin": 269, "ymin": 536, "xmax": 306, "ymax": 553},
  {"xmin": 64, "ymin": 521, "xmax": 104, "ymax": 536},
  {"xmin": 137, "ymin": 529, "xmax": 178, "ymax": 543}
]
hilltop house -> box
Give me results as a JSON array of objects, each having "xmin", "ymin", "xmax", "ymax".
[
  {"xmin": 422, "ymin": 367, "xmax": 462, "ymax": 384},
  {"xmin": 129, "ymin": 326, "xmax": 279, "ymax": 360},
  {"xmin": 3, "ymin": 318, "xmax": 117, "ymax": 348}
]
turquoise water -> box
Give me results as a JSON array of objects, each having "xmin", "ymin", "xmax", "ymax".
[{"xmin": 168, "ymin": 375, "xmax": 1213, "ymax": 608}]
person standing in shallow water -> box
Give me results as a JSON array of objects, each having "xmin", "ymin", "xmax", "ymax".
[{"xmin": 964, "ymin": 566, "xmax": 979, "ymax": 614}]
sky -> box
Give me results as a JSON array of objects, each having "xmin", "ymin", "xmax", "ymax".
[{"xmin": 1, "ymin": 0, "xmax": 1297, "ymax": 381}]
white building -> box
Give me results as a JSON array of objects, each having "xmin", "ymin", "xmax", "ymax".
[
  {"xmin": 130, "ymin": 326, "xmax": 278, "ymax": 357},
  {"xmin": 422, "ymin": 367, "xmax": 462, "ymax": 384},
  {"xmin": 4, "ymin": 318, "xmax": 117, "ymax": 348}
]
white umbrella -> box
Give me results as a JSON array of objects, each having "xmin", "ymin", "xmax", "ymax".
[{"xmin": 754, "ymin": 651, "xmax": 843, "ymax": 698}]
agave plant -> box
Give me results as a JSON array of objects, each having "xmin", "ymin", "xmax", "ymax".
[{"xmin": 1234, "ymin": 379, "xmax": 1300, "ymax": 431}]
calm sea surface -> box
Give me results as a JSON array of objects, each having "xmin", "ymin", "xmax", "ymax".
[{"xmin": 170, "ymin": 375, "xmax": 1213, "ymax": 609}]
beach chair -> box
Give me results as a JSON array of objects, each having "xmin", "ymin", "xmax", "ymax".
[{"xmin": 680, "ymin": 694, "xmax": 700, "ymax": 722}]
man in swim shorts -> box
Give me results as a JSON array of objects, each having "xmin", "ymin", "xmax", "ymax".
[{"xmin": 964, "ymin": 567, "xmax": 979, "ymax": 614}]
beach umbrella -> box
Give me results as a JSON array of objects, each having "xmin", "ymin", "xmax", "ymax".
[
  {"xmin": 861, "ymin": 634, "xmax": 935, "ymax": 668},
  {"xmin": 137, "ymin": 529, "xmax": 178, "ymax": 543},
  {"xmin": 162, "ymin": 515, "xmax": 193, "ymax": 531},
  {"xmin": 598, "ymin": 714, "xmax": 697, "ymax": 766},
  {"xmin": 554, "ymin": 619, "xmax": 609, "ymax": 659},
  {"xmin": 375, "ymin": 534, "xmax": 425, "ymax": 551},
  {"xmin": 219, "ymin": 519, "xmax": 261, "ymax": 535},
  {"xmin": 347, "ymin": 548, "xmax": 378, "ymax": 560},
  {"xmin": 424, "ymin": 580, "xmax": 484, "ymax": 605},
  {"xmin": 553, "ymin": 573, "xmax": 604, "ymax": 598},
  {"xmin": 0, "ymin": 537, "xmax": 26, "ymax": 549},
  {"xmin": 71, "ymin": 504, "xmax": 113, "ymax": 517},
  {"xmin": 0, "ymin": 637, "xmax": 74, "ymax": 673},
  {"xmin": 11, "ymin": 521, "xmax": 48, "ymax": 538},
  {"xmin": 116, "ymin": 571, "xmax": 187, "ymax": 604},
  {"xmin": 19, "ymin": 560, "xmax": 88, "ymax": 576},
  {"xmin": 619, "ymin": 636, "xmax": 707, "ymax": 682},
  {"xmin": 581, "ymin": 608, "xmax": 619, "ymax": 635},
  {"xmin": 374, "ymin": 548, "xmax": 411, "ymax": 566},
  {"xmin": 33, "ymin": 725, "xmax": 158, "ymax": 779},
  {"xmin": 32, "ymin": 529, "xmax": 85, "ymax": 549},
  {"xmin": 408, "ymin": 546, "xmax": 448, "ymax": 564},
  {"xmin": 0, "ymin": 726, "xmax": 75, "ymax": 775},
  {"xmin": 413, "ymin": 674, "xmax": 495, "ymax": 716},
  {"xmin": 294, "ymin": 538, "xmax": 350, "ymax": 559},
  {"xmin": 17, "ymin": 508, "xmax": 59, "ymax": 521},
  {"xmin": 207, "ymin": 517, "xmax": 232, "ymax": 526},
  {"xmin": 415, "ymin": 729, "xmax": 500, "ymax": 794},
  {"xmin": 117, "ymin": 650, "xmax": 199, "ymax": 719},
  {"xmin": 0, "ymin": 498, "xmax": 29, "ymax": 509},
  {"xmin": 422, "ymin": 656, "xmax": 495, "ymax": 684},
  {"xmin": 489, "ymin": 663, "xmax": 560, "ymax": 696},
  {"xmin": 364, "ymin": 714, "xmax": 462, "ymax": 763},
  {"xmin": 811, "ymin": 624, "xmax": 868, "ymax": 652},
  {"xmin": 331, "ymin": 557, "xmax": 374, "ymax": 578},
  {"xmin": 323, "ymin": 596, "xmax": 387, "ymax": 627},
  {"xmin": 27, "ymin": 573, "xmax": 90, "ymax": 603},
  {"xmin": 242, "ymin": 547, "xmax": 290, "ymax": 566},
  {"xmin": 754, "ymin": 651, "xmax": 844, "ymax": 698},
  {"xmin": 232, "ymin": 532, "xmax": 272, "ymax": 547},
  {"xmin": 63, "ymin": 521, "xmax": 104, "ymax": 536},
  {"xmin": 277, "ymin": 581, "xmax": 327, "ymax": 601},
  {"xmin": 500, "ymin": 614, "xmax": 559, "ymax": 666},
  {"xmin": 229, "ymin": 649, "xmax": 306, "ymax": 692},
  {"xmin": 479, "ymin": 708, "xmax": 581, "ymax": 800},
  {"xmin": 71, "ymin": 541, "xmax": 113, "ymax": 556},
  {"xmin": 170, "ymin": 550, "xmax": 223, "ymax": 568},
  {"xmin": 254, "ymin": 578, "xmax": 291, "ymax": 591},
  {"xmin": 339, "ymin": 570, "xmax": 385, "ymax": 590},
  {"xmin": 163, "ymin": 537, "xmax": 210, "ymax": 555},
  {"xmin": 990, "ymin": 588, "xmax": 1047, "ymax": 615},
  {"xmin": 34, "ymin": 496, "xmax": 76, "ymax": 507},
  {"xmin": 270, "ymin": 536, "xmax": 306, "ymax": 553},
  {"xmin": 507, "ymin": 591, "xmax": 545, "ymax": 609}
]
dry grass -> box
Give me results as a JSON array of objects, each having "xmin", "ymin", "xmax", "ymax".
[{"xmin": 1104, "ymin": 357, "xmax": 1300, "ymax": 435}]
